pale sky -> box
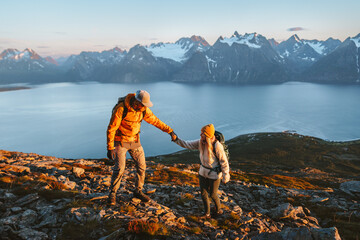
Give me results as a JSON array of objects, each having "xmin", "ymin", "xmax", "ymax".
[{"xmin": 0, "ymin": 0, "xmax": 359, "ymax": 58}]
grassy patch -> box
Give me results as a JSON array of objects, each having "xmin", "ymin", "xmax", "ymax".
[
  {"xmin": 147, "ymin": 167, "xmax": 198, "ymax": 186},
  {"xmin": 230, "ymin": 171, "xmax": 323, "ymax": 190},
  {"xmin": 119, "ymin": 205, "xmax": 136, "ymax": 215},
  {"xmin": 175, "ymin": 193, "xmax": 195, "ymax": 206},
  {"xmin": 189, "ymin": 226, "xmax": 202, "ymax": 234},
  {"xmin": 127, "ymin": 219, "xmax": 169, "ymax": 237}
]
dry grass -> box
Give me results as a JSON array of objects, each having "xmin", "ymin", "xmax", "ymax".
[
  {"xmin": 175, "ymin": 193, "xmax": 195, "ymax": 206},
  {"xmin": 230, "ymin": 171, "xmax": 323, "ymax": 190},
  {"xmin": 127, "ymin": 219, "xmax": 169, "ymax": 236},
  {"xmin": 190, "ymin": 226, "xmax": 202, "ymax": 234},
  {"xmin": 119, "ymin": 205, "xmax": 136, "ymax": 215},
  {"xmin": 147, "ymin": 167, "xmax": 198, "ymax": 186}
]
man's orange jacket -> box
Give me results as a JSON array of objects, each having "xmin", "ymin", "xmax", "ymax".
[{"xmin": 107, "ymin": 93, "xmax": 173, "ymax": 150}]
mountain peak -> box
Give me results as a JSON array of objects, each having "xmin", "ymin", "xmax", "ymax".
[
  {"xmin": 112, "ymin": 47, "xmax": 124, "ymax": 52},
  {"xmin": 290, "ymin": 34, "xmax": 301, "ymax": 42}
]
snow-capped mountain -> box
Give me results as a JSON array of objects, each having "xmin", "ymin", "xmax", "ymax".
[
  {"xmin": 173, "ymin": 32, "xmax": 288, "ymax": 83},
  {"xmin": 275, "ymin": 35, "xmax": 341, "ymax": 73},
  {"xmin": 0, "ymin": 48, "xmax": 41, "ymax": 61},
  {"xmin": 302, "ymin": 38, "xmax": 341, "ymax": 56},
  {"xmin": 216, "ymin": 32, "xmax": 265, "ymax": 49},
  {"xmin": 63, "ymin": 47, "xmax": 126, "ymax": 80},
  {"xmin": 145, "ymin": 35, "xmax": 210, "ymax": 63},
  {"xmin": 0, "ymin": 48, "xmax": 57, "ymax": 72},
  {"xmin": 302, "ymin": 34, "xmax": 360, "ymax": 83},
  {"xmin": 1, "ymin": 32, "xmax": 360, "ymax": 84},
  {"xmin": 0, "ymin": 48, "xmax": 63, "ymax": 84},
  {"xmin": 92, "ymin": 44, "xmax": 182, "ymax": 83}
]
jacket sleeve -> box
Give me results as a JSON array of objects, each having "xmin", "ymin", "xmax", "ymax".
[
  {"xmin": 106, "ymin": 105, "xmax": 124, "ymax": 150},
  {"xmin": 143, "ymin": 108, "xmax": 173, "ymax": 133},
  {"xmin": 215, "ymin": 142, "xmax": 230, "ymax": 183},
  {"xmin": 174, "ymin": 138, "xmax": 200, "ymax": 150}
]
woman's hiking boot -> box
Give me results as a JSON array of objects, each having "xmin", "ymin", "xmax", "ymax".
[
  {"xmin": 134, "ymin": 190, "xmax": 151, "ymax": 202},
  {"xmin": 107, "ymin": 193, "xmax": 116, "ymax": 206}
]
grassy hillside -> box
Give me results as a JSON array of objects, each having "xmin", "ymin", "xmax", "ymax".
[{"xmin": 149, "ymin": 132, "xmax": 360, "ymax": 187}]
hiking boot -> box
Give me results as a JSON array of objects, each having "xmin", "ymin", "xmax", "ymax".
[
  {"xmin": 133, "ymin": 190, "xmax": 151, "ymax": 202},
  {"xmin": 107, "ymin": 193, "xmax": 116, "ymax": 206}
]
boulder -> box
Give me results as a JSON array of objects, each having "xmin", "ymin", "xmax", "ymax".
[
  {"xmin": 72, "ymin": 167, "xmax": 85, "ymax": 178},
  {"xmin": 269, "ymin": 203, "xmax": 306, "ymax": 220},
  {"xmin": 340, "ymin": 181, "xmax": 360, "ymax": 196},
  {"xmin": 311, "ymin": 227, "xmax": 341, "ymax": 240},
  {"xmin": 20, "ymin": 209, "xmax": 38, "ymax": 226}
]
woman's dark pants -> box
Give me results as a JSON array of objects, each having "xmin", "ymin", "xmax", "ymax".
[{"xmin": 199, "ymin": 175, "xmax": 221, "ymax": 215}]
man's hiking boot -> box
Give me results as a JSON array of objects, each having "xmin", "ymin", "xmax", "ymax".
[
  {"xmin": 107, "ymin": 193, "xmax": 116, "ymax": 206},
  {"xmin": 134, "ymin": 190, "xmax": 151, "ymax": 202}
]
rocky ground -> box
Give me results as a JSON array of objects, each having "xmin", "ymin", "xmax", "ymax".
[{"xmin": 1, "ymin": 148, "xmax": 359, "ymax": 240}]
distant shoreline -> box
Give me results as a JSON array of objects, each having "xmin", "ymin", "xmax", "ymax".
[{"xmin": 0, "ymin": 86, "xmax": 31, "ymax": 92}]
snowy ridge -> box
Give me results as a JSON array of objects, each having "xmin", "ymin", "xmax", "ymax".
[
  {"xmin": 350, "ymin": 36, "xmax": 360, "ymax": 80},
  {"xmin": 0, "ymin": 48, "xmax": 37, "ymax": 61},
  {"xmin": 304, "ymin": 41, "xmax": 325, "ymax": 55},
  {"xmin": 146, "ymin": 42, "xmax": 192, "ymax": 62},
  {"xmin": 220, "ymin": 33, "xmax": 261, "ymax": 48},
  {"xmin": 205, "ymin": 55, "xmax": 216, "ymax": 74},
  {"xmin": 350, "ymin": 37, "xmax": 360, "ymax": 48}
]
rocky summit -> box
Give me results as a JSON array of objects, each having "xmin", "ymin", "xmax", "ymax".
[{"xmin": 0, "ymin": 138, "xmax": 359, "ymax": 239}]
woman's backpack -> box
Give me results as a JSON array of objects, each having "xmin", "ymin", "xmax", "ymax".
[{"xmin": 214, "ymin": 131, "xmax": 230, "ymax": 161}]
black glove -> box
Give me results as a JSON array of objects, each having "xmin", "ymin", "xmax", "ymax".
[
  {"xmin": 170, "ymin": 131, "xmax": 178, "ymax": 141},
  {"xmin": 107, "ymin": 149, "xmax": 115, "ymax": 160}
]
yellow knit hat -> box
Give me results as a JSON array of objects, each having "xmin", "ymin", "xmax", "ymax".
[{"xmin": 201, "ymin": 124, "xmax": 215, "ymax": 138}]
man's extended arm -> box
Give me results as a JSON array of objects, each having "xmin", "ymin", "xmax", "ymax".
[{"xmin": 143, "ymin": 108, "xmax": 173, "ymax": 134}]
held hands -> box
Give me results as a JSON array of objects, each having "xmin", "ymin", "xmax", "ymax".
[{"xmin": 170, "ymin": 131, "xmax": 178, "ymax": 141}]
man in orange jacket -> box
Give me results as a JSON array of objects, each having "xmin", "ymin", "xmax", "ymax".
[{"xmin": 107, "ymin": 90, "xmax": 177, "ymax": 205}]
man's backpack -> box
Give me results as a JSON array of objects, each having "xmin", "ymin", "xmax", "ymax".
[
  {"xmin": 112, "ymin": 96, "xmax": 146, "ymax": 120},
  {"xmin": 214, "ymin": 131, "xmax": 230, "ymax": 161}
]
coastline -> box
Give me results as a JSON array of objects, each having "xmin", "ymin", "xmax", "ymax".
[{"xmin": 0, "ymin": 86, "xmax": 31, "ymax": 92}]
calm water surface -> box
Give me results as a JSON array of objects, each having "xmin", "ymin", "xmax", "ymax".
[{"xmin": 0, "ymin": 81, "xmax": 359, "ymax": 158}]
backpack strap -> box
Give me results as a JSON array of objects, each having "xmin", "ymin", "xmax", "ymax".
[{"xmin": 199, "ymin": 140, "xmax": 221, "ymax": 174}]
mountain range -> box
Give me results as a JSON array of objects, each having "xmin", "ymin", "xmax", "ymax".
[{"xmin": 0, "ymin": 32, "xmax": 359, "ymax": 84}]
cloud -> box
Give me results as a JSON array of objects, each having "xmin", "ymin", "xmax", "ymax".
[{"xmin": 287, "ymin": 27, "xmax": 305, "ymax": 32}]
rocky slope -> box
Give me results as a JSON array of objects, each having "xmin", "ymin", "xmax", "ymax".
[{"xmin": 1, "ymin": 133, "xmax": 359, "ymax": 239}]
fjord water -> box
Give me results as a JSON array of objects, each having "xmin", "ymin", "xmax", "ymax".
[{"xmin": 0, "ymin": 81, "xmax": 359, "ymax": 159}]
